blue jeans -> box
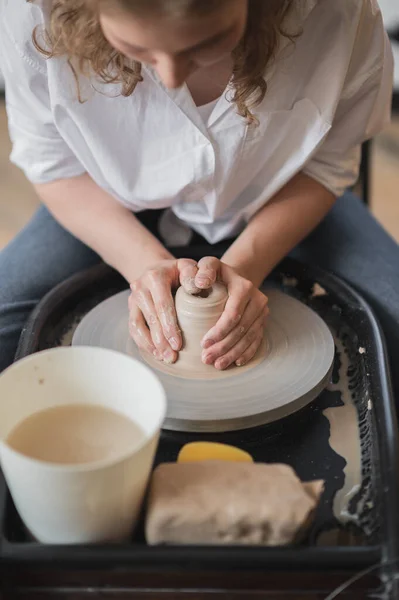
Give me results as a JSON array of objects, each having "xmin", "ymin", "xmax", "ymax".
[{"xmin": 1, "ymin": 192, "xmax": 399, "ymax": 399}]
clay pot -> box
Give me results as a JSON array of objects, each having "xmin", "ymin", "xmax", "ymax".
[{"xmin": 175, "ymin": 282, "xmax": 228, "ymax": 374}]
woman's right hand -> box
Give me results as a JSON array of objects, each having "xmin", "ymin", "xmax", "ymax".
[{"xmin": 128, "ymin": 258, "xmax": 200, "ymax": 363}]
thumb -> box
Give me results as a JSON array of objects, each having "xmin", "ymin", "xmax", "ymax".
[
  {"xmin": 177, "ymin": 258, "xmax": 201, "ymax": 295},
  {"xmin": 195, "ymin": 256, "xmax": 220, "ymax": 289}
]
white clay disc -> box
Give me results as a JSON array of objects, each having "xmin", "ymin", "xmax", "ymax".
[{"xmin": 72, "ymin": 288, "xmax": 334, "ymax": 433}]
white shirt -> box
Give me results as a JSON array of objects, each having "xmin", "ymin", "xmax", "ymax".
[
  {"xmin": 197, "ymin": 99, "xmax": 219, "ymax": 124},
  {"xmin": 0, "ymin": 0, "xmax": 393, "ymax": 245}
]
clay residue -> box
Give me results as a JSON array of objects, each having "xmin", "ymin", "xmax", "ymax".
[
  {"xmin": 324, "ymin": 339, "xmax": 362, "ymax": 524},
  {"xmin": 181, "ymin": 276, "xmax": 201, "ymax": 295},
  {"xmin": 311, "ymin": 283, "xmax": 328, "ymax": 297},
  {"xmin": 282, "ymin": 276, "xmax": 298, "ymax": 287},
  {"xmin": 60, "ymin": 317, "xmax": 83, "ymax": 346}
]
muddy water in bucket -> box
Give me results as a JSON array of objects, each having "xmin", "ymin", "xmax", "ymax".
[
  {"xmin": 142, "ymin": 283, "xmax": 268, "ymax": 379},
  {"xmin": 6, "ymin": 404, "xmax": 145, "ymax": 465},
  {"xmin": 0, "ymin": 347, "xmax": 166, "ymax": 544}
]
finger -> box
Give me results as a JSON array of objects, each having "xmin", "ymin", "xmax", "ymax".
[
  {"xmin": 213, "ymin": 314, "xmax": 264, "ymax": 370},
  {"xmin": 202, "ymin": 300, "xmax": 268, "ymax": 363},
  {"xmin": 128, "ymin": 292, "xmax": 135, "ymax": 312},
  {"xmin": 147, "ymin": 272, "xmax": 182, "ymax": 352},
  {"xmin": 235, "ymin": 331, "xmax": 264, "ymax": 368},
  {"xmin": 195, "ymin": 256, "xmax": 219, "ymax": 289},
  {"xmin": 178, "ymin": 258, "xmax": 200, "ymax": 295},
  {"xmin": 128, "ymin": 305, "xmax": 160, "ymax": 359},
  {"xmin": 133, "ymin": 284, "xmax": 177, "ymax": 363},
  {"xmin": 201, "ymin": 278, "xmax": 252, "ymax": 348}
]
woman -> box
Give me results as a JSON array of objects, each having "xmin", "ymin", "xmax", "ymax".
[{"xmin": 0, "ymin": 0, "xmax": 397, "ymax": 396}]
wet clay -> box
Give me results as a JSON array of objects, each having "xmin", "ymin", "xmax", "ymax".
[
  {"xmin": 141, "ymin": 283, "xmax": 268, "ymax": 380},
  {"xmin": 324, "ymin": 339, "xmax": 361, "ymax": 524}
]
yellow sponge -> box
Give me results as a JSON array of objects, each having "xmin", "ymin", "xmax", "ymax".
[{"xmin": 177, "ymin": 441, "xmax": 253, "ymax": 464}]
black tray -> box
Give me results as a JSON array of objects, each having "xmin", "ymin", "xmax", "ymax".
[{"xmin": 1, "ymin": 253, "xmax": 399, "ymax": 598}]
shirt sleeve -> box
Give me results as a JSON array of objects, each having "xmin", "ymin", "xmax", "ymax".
[
  {"xmin": 0, "ymin": 2, "xmax": 86, "ymax": 184},
  {"xmin": 303, "ymin": 1, "xmax": 393, "ymax": 198}
]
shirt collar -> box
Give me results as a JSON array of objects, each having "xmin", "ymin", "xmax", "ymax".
[
  {"xmin": 143, "ymin": 1, "xmax": 320, "ymax": 131},
  {"xmin": 144, "ymin": 65, "xmax": 238, "ymax": 134}
]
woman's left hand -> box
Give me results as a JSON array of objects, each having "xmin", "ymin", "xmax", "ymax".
[{"xmin": 194, "ymin": 257, "xmax": 269, "ymax": 370}]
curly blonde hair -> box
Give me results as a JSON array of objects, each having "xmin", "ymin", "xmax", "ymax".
[{"xmin": 29, "ymin": 0, "xmax": 297, "ymax": 123}]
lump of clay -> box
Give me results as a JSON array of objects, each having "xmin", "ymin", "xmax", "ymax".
[
  {"xmin": 141, "ymin": 281, "xmax": 268, "ymax": 380},
  {"xmin": 145, "ymin": 462, "xmax": 324, "ymax": 546},
  {"xmin": 174, "ymin": 282, "xmax": 228, "ymax": 374},
  {"xmin": 140, "ymin": 282, "xmax": 229, "ymax": 378}
]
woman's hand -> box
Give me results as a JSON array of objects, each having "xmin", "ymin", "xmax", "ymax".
[
  {"xmin": 195, "ymin": 257, "xmax": 269, "ymax": 370},
  {"xmin": 128, "ymin": 258, "xmax": 200, "ymax": 363}
]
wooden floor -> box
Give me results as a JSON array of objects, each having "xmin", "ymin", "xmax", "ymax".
[
  {"xmin": 1, "ymin": 100, "xmax": 399, "ymax": 248},
  {"xmin": 0, "ymin": 102, "xmax": 40, "ymax": 249}
]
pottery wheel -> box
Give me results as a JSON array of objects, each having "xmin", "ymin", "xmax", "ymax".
[{"xmin": 72, "ymin": 288, "xmax": 334, "ymax": 432}]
